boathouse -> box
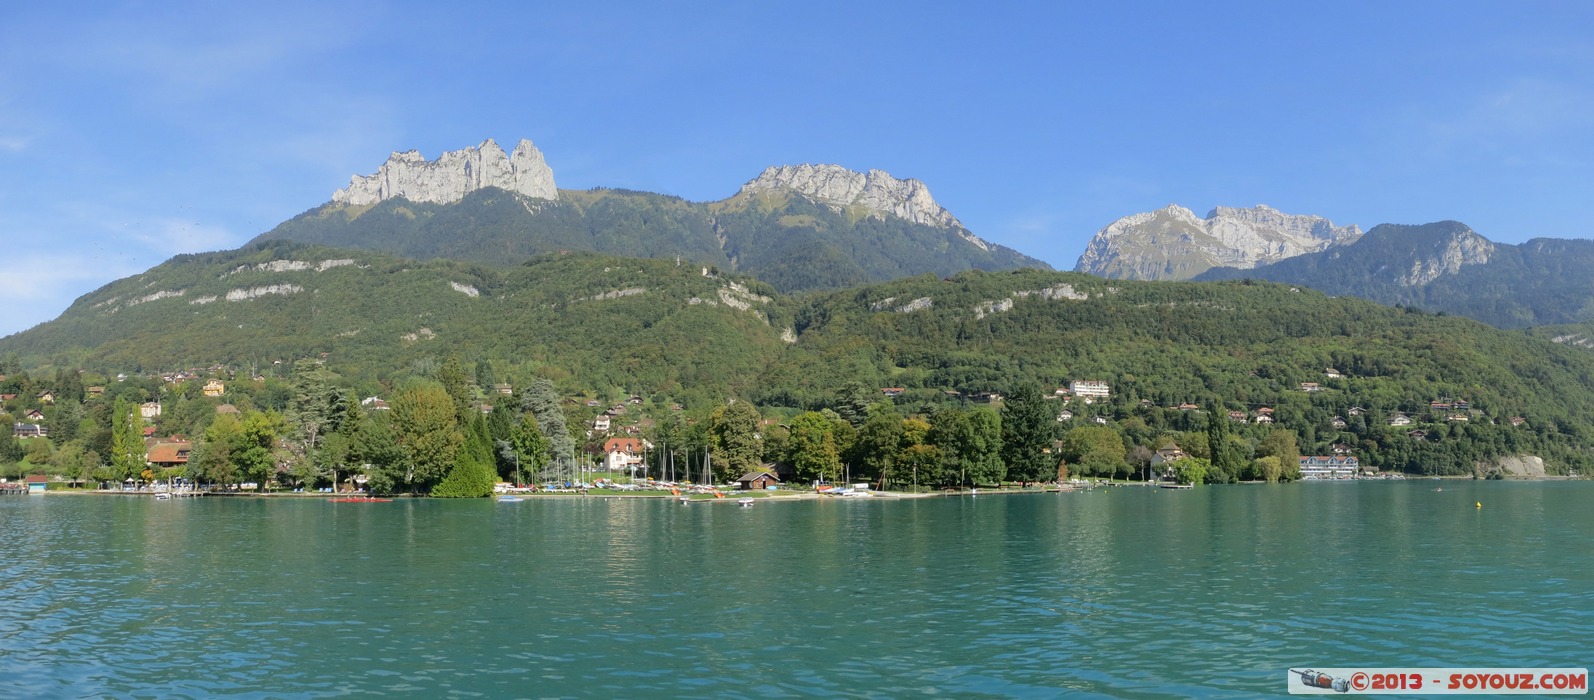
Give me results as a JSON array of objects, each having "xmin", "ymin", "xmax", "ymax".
[
  {"xmin": 26, "ymin": 474, "xmax": 49, "ymax": 494},
  {"xmin": 736, "ymin": 470, "xmax": 781, "ymax": 490}
]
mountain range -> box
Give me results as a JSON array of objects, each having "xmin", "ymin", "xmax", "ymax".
[{"xmin": 252, "ymin": 139, "xmax": 1046, "ymax": 293}]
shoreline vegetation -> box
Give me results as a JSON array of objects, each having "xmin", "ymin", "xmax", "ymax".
[{"xmin": 5, "ymin": 343, "xmax": 1587, "ymax": 499}]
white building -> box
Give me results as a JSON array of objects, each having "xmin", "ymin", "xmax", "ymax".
[{"xmin": 1069, "ymin": 380, "xmax": 1110, "ymax": 398}]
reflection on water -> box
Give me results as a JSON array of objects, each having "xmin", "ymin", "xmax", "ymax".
[{"xmin": 1, "ymin": 482, "xmax": 1591, "ymax": 697}]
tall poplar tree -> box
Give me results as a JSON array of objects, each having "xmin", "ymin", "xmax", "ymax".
[
  {"xmin": 393, "ymin": 382, "xmax": 462, "ymax": 491},
  {"xmin": 110, "ymin": 396, "xmax": 144, "ymax": 480}
]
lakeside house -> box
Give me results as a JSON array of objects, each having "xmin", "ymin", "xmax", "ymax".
[
  {"xmin": 736, "ymin": 470, "xmax": 781, "ymax": 490},
  {"xmin": 1150, "ymin": 444, "xmax": 1186, "ymax": 467},
  {"xmin": 146, "ymin": 440, "xmax": 192, "ymax": 469},
  {"xmin": 1299, "ymin": 455, "xmax": 1359, "ymax": 479},
  {"xmin": 26, "ymin": 474, "xmax": 49, "ymax": 494}
]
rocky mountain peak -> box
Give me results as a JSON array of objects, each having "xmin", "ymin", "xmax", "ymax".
[
  {"xmin": 738, "ymin": 164, "xmax": 964, "ymax": 230},
  {"xmin": 332, "ymin": 138, "xmax": 558, "ymax": 206},
  {"xmin": 1075, "ymin": 204, "xmax": 1361, "ymax": 280}
]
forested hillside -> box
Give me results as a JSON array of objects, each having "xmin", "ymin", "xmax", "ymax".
[{"xmin": 6, "ymin": 246, "xmax": 1594, "ymax": 481}]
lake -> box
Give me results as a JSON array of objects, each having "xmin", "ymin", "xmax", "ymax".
[{"xmin": 2, "ymin": 482, "xmax": 1590, "ymax": 698}]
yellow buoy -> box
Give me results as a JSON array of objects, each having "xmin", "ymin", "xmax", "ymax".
[{"xmin": 1476, "ymin": 502, "xmax": 1482, "ymax": 508}]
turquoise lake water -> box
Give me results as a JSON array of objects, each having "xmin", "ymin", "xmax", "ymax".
[{"xmin": 1, "ymin": 482, "xmax": 1590, "ymax": 698}]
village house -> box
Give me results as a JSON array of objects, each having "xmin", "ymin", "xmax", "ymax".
[
  {"xmin": 1093, "ymin": 416, "xmax": 1108, "ymax": 425},
  {"xmin": 601, "ymin": 436, "xmax": 649, "ymax": 473},
  {"xmin": 1150, "ymin": 444, "xmax": 1186, "ymax": 466},
  {"xmin": 1509, "ymin": 416, "xmax": 1526, "ymax": 427},
  {"xmin": 145, "ymin": 439, "xmax": 192, "ymax": 469},
  {"xmin": 493, "ymin": 383, "xmax": 513, "ymax": 396},
  {"xmin": 1254, "ymin": 413, "xmax": 1274, "ymax": 424},
  {"xmin": 1177, "ymin": 403, "xmax": 1199, "ymax": 411},
  {"xmin": 1332, "ymin": 443, "xmax": 1353, "ymax": 455},
  {"xmin": 1299, "ymin": 455, "xmax": 1359, "ymax": 479},
  {"xmin": 140, "ymin": 402, "xmax": 162, "ymax": 419},
  {"xmin": 1300, "ymin": 382, "xmax": 1322, "ymax": 392},
  {"xmin": 1325, "ymin": 368, "xmax": 1343, "ymax": 379},
  {"xmin": 880, "ymin": 387, "xmax": 905, "ymax": 397},
  {"xmin": 592, "ymin": 415, "xmax": 611, "ymax": 432},
  {"xmin": 203, "ymin": 380, "xmax": 225, "ymax": 397},
  {"xmin": 13, "ymin": 422, "xmax": 47, "ymax": 438},
  {"xmin": 1069, "ymin": 380, "xmax": 1110, "ymax": 398},
  {"xmin": 37, "ymin": 390, "xmax": 55, "ymax": 404},
  {"xmin": 1347, "ymin": 406, "xmax": 1366, "ymax": 416},
  {"xmin": 1447, "ymin": 413, "xmax": 1469, "ymax": 422},
  {"xmin": 1228, "ymin": 410, "xmax": 1248, "ymax": 423},
  {"xmin": 1330, "ymin": 416, "xmax": 1347, "ymax": 429},
  {"xmin": 1056, "ymin": 410, "xmax": 1073, "ymax": 422},
  {"xmin": 360, "ymin": 396, "xmax": 390, "ymax": 410},
  {"xmin": 1407, "ymin": 429, "xmax": 1429, "ymax": 440},
  {"xmin": 1389, "ymin": 413, "xmax": 1412, "ymax": 426},
  {"xmin": 0, "ymin": 393, "xmax": 16, "ymax": 402},
  {"xmin": 24, "ymin": 409, "xmax": 44, "ymax": 423},
  {"xmin": 87, "ymin": 386, "xmax": 104, "ymax": 397}
]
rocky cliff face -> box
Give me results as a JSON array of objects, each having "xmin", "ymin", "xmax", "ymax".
[
  {"xmin": 1074, "ymin": 204, "xmax": 1361, "ymax": 280},
  {"xmin": 739, "ymin": 164, "xmax": 965, "ymax": 230},
  {"xmin": 332, "ymin": 138, "xmax": 557, "ymax": 206},
  {"xmin": 1394, "ymin": 230, "xmax": 1495, "ymax": 286}
]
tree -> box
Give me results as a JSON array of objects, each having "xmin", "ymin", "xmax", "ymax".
[
  {"xmin": 110, "ymin": 396, "xmax": 144, "ymax": 480},
  {"xmin": 1206, "ymin": 409, "xmax": 1244, "ymax": 483},
  {"xmin": 1253, "ymin": 455, "xmax": 1283, "ymax": 483},
  {"xmin": 786, "ymin": 411, "xmax": 842, "ymax": 484},
  {"xmin": 851, "ymin": 404, "xmax": 903, "ymax": 486},
  {"xmin": 192, "ymin": 413, "xmax": 242, "ymax": 485},
  {"xmin": 436, "ymin": 356, "xmax": 474, "ymax": 423},
  {"xmin": 520, "ymin": 379, "xmax": 573, "ymax": 474},
  {"xmin": 834, "ymin": 380, "xmax": 876, "ymax": 427},
  {"xmin": 392, "ymin": 382, "xmax": 462, "ymax": 492},
  {"xmin": 1170, "ymin": 456, "xmax": 1210, "ymax": 485},
  {"xmin": 236, "ymin": 410, "xmax": 286, "ymax": 487},
  {"xmin": 351, "ymin": 410, "xmax": 405, "ymax": 495},
  {"xmin": 1001, "ymin": 382, "xmax": 1055, "ymax": 485},
  {"xmin": 1255, "ymin": 428, "xmax": 1300, "ymax": 482},
  {"xmin": 708, "ymin": 400, "xmax": 761, "ymax": 482},
  {"xmin": 288, "ymin": 358, "xmax": 348, "ymax": 483},
  {"xmin": 510, "ymin": 411, "xmax": 550, "ymax": 485},
  {"xmin": 433, "ymin": 413, "xmax": 497, "ymax": 498}
]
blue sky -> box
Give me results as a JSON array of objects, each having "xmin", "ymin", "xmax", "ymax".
[{"xmin": 2, "ymin": 1, "xmax": 1592, "ymax": 337}]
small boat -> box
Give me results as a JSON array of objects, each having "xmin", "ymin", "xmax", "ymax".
[
  {"xmin": 155, "ymin": 492, "xmax": 171, "ymax": 500},
  {"xmin": 737, "ymin": 498, "xmax": 754, "ymax": 507},
  {"xmin": 1159, "ymin": 483, "xmax": 1194, "ymax": 490},
  {"xmin": 328, "ymin": 496, "xmax": 393, "ymax": 503},
  {"xmin": 497, "ymin": 495, "xmax": 524, "ymax": 503}
]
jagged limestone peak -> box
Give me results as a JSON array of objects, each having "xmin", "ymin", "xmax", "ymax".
[
  {"xmin": 739, "ymin": 163, "xmax": 964, "ymax": 230},
  {"xmin": 332, "ymin": 138, "xmax": 558, "ymax": 206},
  {"xmin": 1075, "ymin": 204, "xmax": 1361, "ymax": 280}
]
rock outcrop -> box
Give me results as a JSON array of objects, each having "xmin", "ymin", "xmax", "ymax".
[
  {"xmin": 1075, "ymin": 204, "xmax": 1361, "ymax": 280},
  {"xmin": 739, "ymin": 164, "xmax": 965, "ymax": 231},
  {"xmin": 1394, "ymin": 230, "xmax": 1495, "ymax": 286},
  {"xmin": 333, "ymin": 138, "xmax": 557, "ymax": 206}
]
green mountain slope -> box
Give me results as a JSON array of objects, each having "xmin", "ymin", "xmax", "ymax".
[
  {"xmin": 250, "ymin": 186, "xmax": 1046, "ymax": 293},
  {"xmin": 7, "ymin": 247, "xmax": 1594, "ymax": 474},
  {"xmin": 1, "ymin": 242, "xmax": 791, "ymax": 402},
  {"xmin": 1196, "ymin": 221, "xmax": 1594, "ymax": 329}
]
